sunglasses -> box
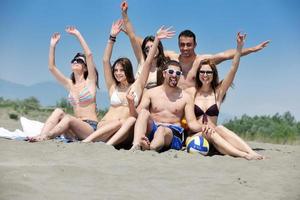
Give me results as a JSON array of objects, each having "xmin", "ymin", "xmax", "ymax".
[
  {"xmin": 165, "ymin": 69, "xmax": 182, "ymax": 76},
  {"xmin": 199, "ymin": 70, "xmax": 213, "ymax": 75},
  {"xmin": 71, "ymin": 58, "xmax": 86, "ymax": 65}
]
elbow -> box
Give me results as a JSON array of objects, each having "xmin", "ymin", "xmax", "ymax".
[
  {"xmin": 48, "ymin": 64, "xmax": 55, "ymax": 72},
  {"xmin": 85, "ymin": 52, "xmax": 93, "ymax": 58}
]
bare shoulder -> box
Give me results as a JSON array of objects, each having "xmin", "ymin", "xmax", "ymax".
[
  {"xmin": 165, "ymin": 50, "xmax": 179, "ymax": 61},
  {"xmin": 182, "ymin": 89, "xmax": 193, "ymax": 101},
  {"xmin": 146, "ymin": 86, "xmax": 162, "ymax": 97},
  {"xmin": 197, "ymin": 54, "xmax": 213, "ymax": 60}
]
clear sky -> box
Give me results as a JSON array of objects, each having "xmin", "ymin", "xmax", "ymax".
[{"xmin": 1, "ymin": 0, "xmax": 300, "ymax": 120}]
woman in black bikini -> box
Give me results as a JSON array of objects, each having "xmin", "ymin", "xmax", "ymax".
[{"xmin": 191, "ymin": 32, "xmax": 264, "ymax": 160}]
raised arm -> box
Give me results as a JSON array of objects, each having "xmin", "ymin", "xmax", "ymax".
[
  {"xmin": 102, "ymin": 19, "xmax": 123, "ymax": 90},
  {"xmin": 209, "ymin": 40, "xmax": 269, "ymax": 65},
  {"xmin": 66, "ymin": 26, "xmax": 97, "ymax": 83},
  {"xmin": 48, "ymin": 33, "xmax": 71, "ymax": 90},
  {"xmin": 121, "ymin": 1, "xmax": 144, "ymax": 64},
  {"xmin": 133, "ymin": 26, "xmax": 175, "ymax": 96},
  {"xmin": 217, "ymin": 32, "xmax": 245, "ymax": 103}
]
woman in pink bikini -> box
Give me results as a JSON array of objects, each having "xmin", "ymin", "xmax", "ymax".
[{"xmin": 28, "ymin": 26, "xmax": 99, "ymax": 142}]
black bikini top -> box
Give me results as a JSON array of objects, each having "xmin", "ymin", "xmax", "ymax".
[{"xmin": 194, "ymin": 92, "xmax": 219, "ymax": 123}]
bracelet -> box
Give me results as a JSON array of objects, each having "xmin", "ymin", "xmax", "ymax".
[{"xmin": 109, "ymin": 35, "xmax": 116, "ymax": 42}]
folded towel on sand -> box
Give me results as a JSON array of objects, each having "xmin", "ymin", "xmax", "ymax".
[
  {"xmin": 0, "ymin": 117, "xmax": 74, "ymax": 142},
  {"xmin": 0, "ymin": 117, "xmax": 43, "ymax": 140}
]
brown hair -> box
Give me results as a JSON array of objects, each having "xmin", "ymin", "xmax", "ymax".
[
  {"xmin": 70, "ymin": 53, "xmax": 99, "ymax": 88},
  {"xmin": 196, "ymin": 59, "xmax": 227, "ymax": 102},
  {"xmin": 112, "ymin": 57, "xmax": 135, "ymax": 84}
]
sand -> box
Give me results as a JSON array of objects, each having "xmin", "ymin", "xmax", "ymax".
[{"xmin": 0, "ymin": 138, "xmax": 299, "ymax": 200}]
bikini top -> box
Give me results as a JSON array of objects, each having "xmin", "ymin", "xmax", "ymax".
[
  {"xmin": 194, "ymin": 92, "xmax": 219, "ymax": 123},
  {"xmin": 110, "ymin": 87, "xmax": 139, "ymax": 107},
  {"xmin": 68, "ymin": 85, "xmax": 95, "ymax": 107}
]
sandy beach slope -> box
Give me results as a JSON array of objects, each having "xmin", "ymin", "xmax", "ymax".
[{"xmin": 0, "ymin": 139, "xmax": 299, "ymax": 200}]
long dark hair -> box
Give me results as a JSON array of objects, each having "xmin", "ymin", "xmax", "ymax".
[
  {"xmin": 141, "ymin": 36, "xmax": 169, "ymax": 86},
  {"xmin": 112, "ymin": 57, "xmax": 135, "ymax": 84},
  {"xmin": 70, "ymin": 53, "xmax": 99, "ymax": 88},
  {"xmin": 196, "ymin": 59, "xmax": 226, "ymax": 102}
]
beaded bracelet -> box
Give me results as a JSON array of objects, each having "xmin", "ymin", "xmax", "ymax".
[{"xmin": 109, "ymin": 35, "xmax": 116, "ymax": 42}]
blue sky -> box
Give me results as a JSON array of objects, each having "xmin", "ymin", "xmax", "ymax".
[{"xmin": 1, "ymin": 0, "xmax": 300, "ymax": 120}]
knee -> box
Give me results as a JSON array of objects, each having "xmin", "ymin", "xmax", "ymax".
[
  {"xmin": 62, "ymin": 114, "xmax": 73, "ymax": 124},
  {"xmin": 54, "ymin": 108, "xmax": 65, "ymax": 117}
]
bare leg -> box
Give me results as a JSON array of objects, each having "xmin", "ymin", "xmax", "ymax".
[
  {"xmin": 131, "ymin": 109, "xmax": 153, "ymax": 149},
  {"xmin": 30, "ymin": 115, "xmax": 95, "ymax": 142},
  {"xmin": 149, "ymin": 127, "xmax": 173, "ymax": 152},
  {"xmin": 27, "ymin": 108, "xmax": 65, "ymax": 141},
  {"xmin": 82, "ymin": 120, "xmax": 122, "ymax": 142},
  {"xmin": 40, "ymin": 108, "xmax": 65, "ymax": 134},
  {"xmin": 216, "ymin": 125, "xmax": 264, "ymax": 159},
  {"xmin": 106, "ymin": 117, "xmax": 136, "ymax": 146},
  {"xmin": 201, "ymin": 130, "xmax": 262, "ymax": 160}
]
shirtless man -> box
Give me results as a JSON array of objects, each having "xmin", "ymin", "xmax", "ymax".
[
  {"xmin": 165, "ymin": 30, "xmax": 269, "ymax": 90},
  {"xmin": 129, "ymin": 60, "xmax": 203, "ymax": 151}
]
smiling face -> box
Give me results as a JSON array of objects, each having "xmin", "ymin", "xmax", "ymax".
[
  {"xmin": 163, "ymin": 64, "xmax": 182, "ymax": 88},
  {"xmin": 113, "ymin": 63, "xmax": 127, "ymax": 83},
  {"xmin": 178, "ymin": 36, "xmax": 196, "ymax": 58},
  {"xmin": 198, "ymin": 64, "xmax": 213, "ymax": 85}
]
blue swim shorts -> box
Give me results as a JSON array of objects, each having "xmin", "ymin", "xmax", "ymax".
[{"xmin": 148, "ymin": 122, "xmax": 184, "ymax": 150}]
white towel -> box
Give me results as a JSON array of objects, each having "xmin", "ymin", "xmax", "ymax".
[{"xmin": 0, "ymin": 117, "xmax": 44, "ymax": 139}]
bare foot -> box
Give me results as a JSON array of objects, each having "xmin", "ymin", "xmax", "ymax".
[
  {"xmin": 244, "ymin": 152, "xmax": 265, "ymax": 160},
  {"xmin": 27, "ymin": 134, "xmax": 49, "ymax": 142},
  {"xmin": 140, "ymin": 136, "xmax": 150, "ymax": 151}
]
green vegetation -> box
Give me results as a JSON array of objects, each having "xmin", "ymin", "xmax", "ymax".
[
  {"xmin": 0, "ymin": 97, "xmax": 107, "ymax": 122},
  {"xmin": 223, "ymin": 112, "xmax": 300, "ymax": 144},
  {"xmin": 1, "ymin": 97, "xmax": 299, "ymax": 144}
]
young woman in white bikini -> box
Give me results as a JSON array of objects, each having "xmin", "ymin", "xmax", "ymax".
[{"xmin": 82, "ymin": 20, "xmax": 175, "ymax": 146}]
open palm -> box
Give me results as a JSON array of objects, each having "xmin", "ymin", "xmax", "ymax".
[
  {"xmin": 156, "ymin": 26, "xmax": 175, "ymax": 40},
  {"xmin": 110, "ymin": 19, "xmax": 123, "ymax": 37},
  {"xmin": 50, "ymin": 33, "xmax": 61, "ymax": 47}
]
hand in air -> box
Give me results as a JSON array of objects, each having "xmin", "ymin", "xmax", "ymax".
[
  {"xmin": 237, "ymin": 32, "xmax": 246, "ymax": 47},
  {"xmin": 111, "ymin": 19, "xmax": 123, "ymax": 37},
  {"xmin": 50, "ymin": 32, "xmax": 61, "ymax": 47},
  {"xmin": 120, "ymin": 1, "xmax": 128, "ymax": 13},
  {"xmin": 156, "ymin": 26, "xmax": 176, "ymax": 40},
  {"xmin": 65, "ymin": 26, "xmax": 80, "ymax": 36},
  {"xmin": 254, "ymin": 40, "xmax": 270, "ymax": 52}
]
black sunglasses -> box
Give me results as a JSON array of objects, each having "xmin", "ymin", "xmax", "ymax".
[
  {"xmin": 165, "ymin": 69, "xmax": 182, "ymax": 76},
  {"xmin": 71, "ymin": 58, "xmax": 86, "ymax": 65},
  {"xmin": 199, "ymin": 70, "xmax": 213, "ymax": 75}
]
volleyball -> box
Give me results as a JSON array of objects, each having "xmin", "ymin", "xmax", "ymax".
[{"xmin": 186, "ymin": 135, "xmax": 210, "ymax": 155}]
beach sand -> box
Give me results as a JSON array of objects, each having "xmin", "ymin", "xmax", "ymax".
[{"xmin": 0, "ymin": 138, "xmax": 299, "ymax": 200}]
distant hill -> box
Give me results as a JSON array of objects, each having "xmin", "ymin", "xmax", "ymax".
[{"xmin": 0, "ymin": 79, "xmax": 110, "ymax": 109}]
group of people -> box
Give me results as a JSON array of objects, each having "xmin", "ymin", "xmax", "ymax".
[{"xmin": 28, "ymin": 1, "xmax": 269, "ymax": 160}]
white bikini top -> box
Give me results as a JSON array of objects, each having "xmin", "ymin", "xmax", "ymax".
[{"xmin": 110, "ymin": 87, "xmax": 139, "ymax": 107}]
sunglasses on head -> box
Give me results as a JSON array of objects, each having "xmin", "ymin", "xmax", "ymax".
[
  {"xmin": 71, "ymin": 58, "xmax": 86, "ymax": 65},
  {"xmin": 199, "ymin": 70, "xmax": 213, "ymax": 75},
  {"xmin": 165, "ymin": 69, "xmax": 182, "ymax": 76}
]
